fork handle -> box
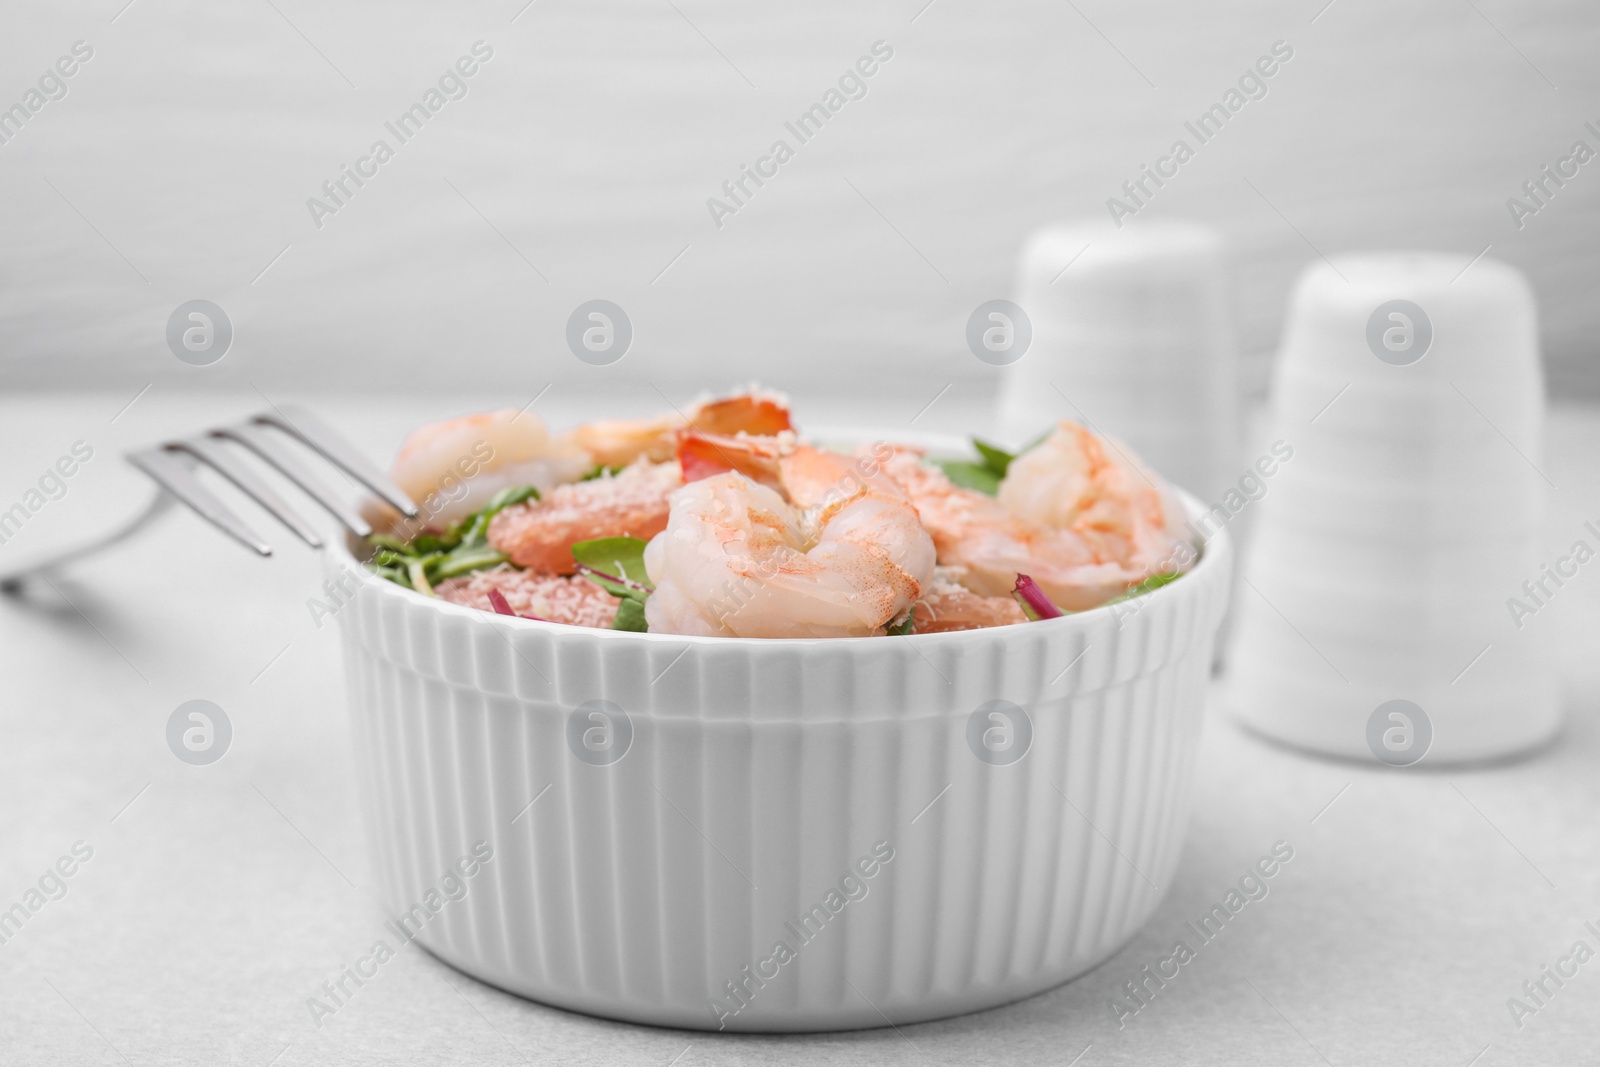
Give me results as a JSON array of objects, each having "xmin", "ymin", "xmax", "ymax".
[{"xmin": 0, "ymin": 490, "xmax": 177, "ymax": 594}]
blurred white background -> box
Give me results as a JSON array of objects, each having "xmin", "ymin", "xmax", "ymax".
[{"xmin": 0, "ymin": 0, "xmax": 1595, "ymax": 407}]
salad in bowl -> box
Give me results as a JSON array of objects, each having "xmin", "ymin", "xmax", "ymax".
[
  {"xmin": 361, "ymin": 388, "xmax": 1199, "ymax": 637},
  {"xmin": 332, "ymin": 387, "xmax": 1227, "ymax": 1031}
]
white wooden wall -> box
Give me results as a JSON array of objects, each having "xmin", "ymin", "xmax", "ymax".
[{"xmin": 1, "ymin": 0, "xmax": 1595, "ymax": 406}]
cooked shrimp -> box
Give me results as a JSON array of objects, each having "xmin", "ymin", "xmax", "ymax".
[
  {"xmin": 999, "ymin": 423, "xmax": 1190, "ymax": 576},
  {"xmin": 643, "ymin": 451, "xmax": 936, "ymax": 637},
  {"xmin": 488, "ymin": 458, "xmax": 681, "ymax": 574},
  {"xmin": 912, "ymin": 567, "xmax": 1028, "ymax": 633},
  {"xmin": 390, "ymin": 409, "xmax": 592, "ymax": 527},
  {"xmin": 570, "ymin": 389, "xmax": 793, "ymax": 469},
  {"xmin": 435, "ymin": 568, "xmax": 618, "ymax": 628},
  {"xmin": 880, "ymin": 423, "xmax": 1192, "ymax": 611},
  {"xmin": 776, "ymin": 442, "xmax": 903, "ymax": 508},
  {"xmin": 878, "ymin": 447, "xmax": 1078, "ymax": 595},
  {"xmin": 675, "ymin": 429, "xmax": 792, "ymax": 489}
]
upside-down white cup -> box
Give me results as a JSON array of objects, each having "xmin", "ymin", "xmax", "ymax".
[
  {"xmin": 996, "ymin": 221, "xmax": 1238, "ymax": 503},
  {"xmin": 329, "ymin": 496, "xmax": 1232, "ymax": 1032},
  {"xmin": 1227, "ymin": 252, "xmax": 1558, "ymax": 763}
]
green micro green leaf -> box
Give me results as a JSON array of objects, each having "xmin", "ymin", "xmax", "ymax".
[
  {"xmin": 571, "ymin": 536, "xmax": 653, "ymax": 588},
  {"xmin": 936, "ymin": 460, "xmax": 1001, "ymax": 496},
  {"xmin": 407, "ymin": 557, "xmax": 436, "ymax": 596},
  {"xmin": 610, "ymin": 596, "xmax": 649, "ymax": 632},
  {"xmin": 1104, "ymin": 571, "xmax": 1184, "ymax": 605},
  {"xmin": 428, "ymin": 547, "xmax": 509, "ymax": 582},
  {"xmin": 577, "ymin": 569, "xmax": 640, "ymax": 600},
  {"xmin": 451, "ymin": 484, "xmax": 540, "ymax": 547},
  {"xmin": 972, "ymin": 438, "xmax": 1015, "ymax": 477},
  {"xmin": 369, "ymin": 534, "xmax": 420, "ymax": 557},
  {"xmin": 366, "ymin": 484, "xmax": 539, "ymax": 567},
  {"xmin": 974, "ymin": 429, "xmax": 1052, "ymax": 477},
  {"xmin": 367, "ymin": 561, "xmax": 412, "ymax": 588}
]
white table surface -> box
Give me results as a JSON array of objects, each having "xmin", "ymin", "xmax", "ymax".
[{"xmin": 1, "ymin": 389, "xmax": 1596, "ymax": 1066}]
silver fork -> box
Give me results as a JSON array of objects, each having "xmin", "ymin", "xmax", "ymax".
[{"xmin": 0, "ymin": 405, "xmax": 418, "ymax": 592}]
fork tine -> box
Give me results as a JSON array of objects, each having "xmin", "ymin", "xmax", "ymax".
[
  {"xmin": 168, "ymin": 438, "xmax": 323, "ymax": 548},
  {"xmin": 255, "ymin": 406, "xmax": 419, "ymax": 517},
  {"xmin": 215, "ymin": 424, "xmax": 372, "ymax": 538},
  {"xmin": 127, "ymin": 448, "xmax": 272, "ymax": 556}
]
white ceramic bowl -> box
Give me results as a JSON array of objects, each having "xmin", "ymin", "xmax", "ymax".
[{"xmin": 327, "ymin": 496, "xmax": 1232, "ymax": 1032}]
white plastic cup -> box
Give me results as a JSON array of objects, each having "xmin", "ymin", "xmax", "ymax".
[
  {"xmin": 1227, "ymin": 251, "xmax": 1558, "ymax": 764},
  {"xmin": 996, "ymin": 221, "xmax": 1238, "ymax": 503}
]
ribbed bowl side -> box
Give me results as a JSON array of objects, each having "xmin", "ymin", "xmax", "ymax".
[{"xmin": 332, "ymin": 529, "xmax": 1230, "ymax": 1032}]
